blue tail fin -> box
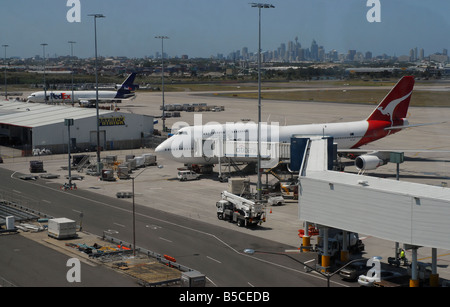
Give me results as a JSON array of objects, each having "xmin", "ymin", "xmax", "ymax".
[
  {"xmin": 120, "ymin": 73, "xmax": 137, "ymax": 90},
  {"xmin": 116, "ymin": 73, "xmax": 137, "ymax": 99}
]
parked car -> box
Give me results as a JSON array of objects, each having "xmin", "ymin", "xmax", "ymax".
[
  {"xmin": 339, "ymin": 261, "xmax": 369, "ymax": 281},
  {"xmin": 358, "ymin": 270, "xmax": 402, "ymax": 287},
  {"xmin": 177, "ymin": 170, "xmax": 200, "ymax": 181}
]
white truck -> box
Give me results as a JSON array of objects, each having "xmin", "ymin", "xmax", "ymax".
[{"xmin": 216, "ymin": 191, "xmax": 266, "ymax": 227}]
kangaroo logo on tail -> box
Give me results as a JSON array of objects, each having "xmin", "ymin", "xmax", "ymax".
[
  {"xmin": 367, "ymin": 76, "xmax": 415, "ymax": 123},
  {"xmin": 377, "ymin": 91, "xmax": 413, "ymax": 123}
]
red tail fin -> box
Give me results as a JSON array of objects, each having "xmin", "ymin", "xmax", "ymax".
[{"xmin": 366, "ymin": 76, "xmax": 415, "ymax": 122}]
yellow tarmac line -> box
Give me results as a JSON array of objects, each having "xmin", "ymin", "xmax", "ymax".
[{"xmin": 418, "ymin": 253, "xmax": 450, "ymax": 261}]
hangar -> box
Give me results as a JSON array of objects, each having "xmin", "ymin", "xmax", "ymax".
[{"xmin": 0, "ymin": 101, "xmax": 154, "ymax": 155}]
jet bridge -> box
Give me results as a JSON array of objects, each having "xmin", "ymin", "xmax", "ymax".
[{"xmin": 297, "ymin": 137, "xmax": 450, "ymax": 286}]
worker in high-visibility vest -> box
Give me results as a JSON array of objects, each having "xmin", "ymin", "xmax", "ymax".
[{"xmin": 400, "ymin": 249, "xmax": 406, "ymax": 265}]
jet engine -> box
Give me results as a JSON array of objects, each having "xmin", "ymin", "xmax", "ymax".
[{"xmin": 355, "ymin": 152, "xmax": 390, "ymax": 171}]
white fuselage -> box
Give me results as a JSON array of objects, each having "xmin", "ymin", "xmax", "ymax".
[
  {"xmin": 27, "ymin": 90, "xmax": 120, "ymax": 103},
  {"xmin": 155, "ymin": 76, "xmax": 414, "ymax": 165},
  {"xmin": 155, "ymin": 120, "xmax": 370, "ymax": 164}
]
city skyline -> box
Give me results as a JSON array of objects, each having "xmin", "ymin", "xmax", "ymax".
[
  {"xmin": 1, "ymin": 1, "xmax": 450, "ymax": 61},
  {"xmin": 220, "ymin": 36, "xmax": 449, "ymax": 63}
]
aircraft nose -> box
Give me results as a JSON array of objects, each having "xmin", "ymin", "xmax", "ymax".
[
  {"xmin": 155, "ymin": 143, "xmax": 164, "ymax": 153},
  {"xmin": 155, "ymin": 140, "xmax": 170, "ymax": 155}
]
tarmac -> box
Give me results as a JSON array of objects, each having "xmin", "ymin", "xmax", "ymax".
[
  {"xmin": 7, "ymin": 225, "xmax": 182, "ymax": 286},
  {"xmin": 2, "ymin": 82, "xmax": 450, "ymax": 282}
]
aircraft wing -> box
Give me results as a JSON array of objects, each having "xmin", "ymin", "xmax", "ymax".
[
  {"xmin": 384, "ymin": 121, "xmax": 447, "ymax": 131},
  {"xmin": 338, "ymin": 148, "xmax": 450, "ymax": 156},
  {"xmin": 78, "ymin": 96, "xmax": 135, "ymax": 104}
]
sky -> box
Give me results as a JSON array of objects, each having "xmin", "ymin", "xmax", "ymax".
[{"xmin": 1, "ymin": 0, "xmax": 450, "ymax": 59}]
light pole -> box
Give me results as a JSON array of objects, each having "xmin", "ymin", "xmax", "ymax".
[
  {"xmin": 155, "ymin": 35, "xmax": 169, "ymax": 132},
  {"xmin": 130, "ymin": 167, "xmax": 151, "ymax": 256},
  {"xmin": 68, "ymin": 41, "xmax": 76, "ymax": 106},
  {"xmin": 250, "ymin": 3, "xmax": 274, "ymax": 201},
  {"xmin": 132, "ymin": 176, "xmax": 136, "ymax": 256},
  {"xmin": 41, "ymin": 43, "xmax": 48, "ymax": 102},
  {"xmin": 65, "ymin": 118, "xmax": 74, "ymax": 188},
  {"xmin": 88, "ymin": 14, "xmax": 105, "ymax": 174},
  {"xmin": 2, "ymin": 44, "xmax": 8, "ymax": 100}
]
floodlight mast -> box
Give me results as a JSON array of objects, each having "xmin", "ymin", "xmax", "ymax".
[
  {"xmin": 251, "ymin": 3, "xmax": 275, "ymax": 8},
  {"xmin": 40, "ymin": 43, "xmax": 48, "ymax": 102},
  {"xmin": 250, "ymin": 3, "xmax": 275, "ymax": 201},
  {"xmin": 68, "ymin": 41, "xmax": 76, "ymax": 106},
  {"xmin": 2, "ymin": 44, "xmax": 8, "ymax": 100},
  {"xmin": 88, "ymin": 14, "xmax": 105, "ymax": 173},
  {"xmin": 155, "ymin": 35, "xmax": 169, "ymax": 132}
]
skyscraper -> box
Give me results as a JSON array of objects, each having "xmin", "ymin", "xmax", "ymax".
[
  {"xmin": 242, "ymin": 47, "xmax": 248, "ymax": 60},
  {"xmin": 419, "ymin": 48, "xmax": 424, "ymax": 60},
  {"xmin": 310, "ymin": 40, "xmax": 318, "ymax": 61}
]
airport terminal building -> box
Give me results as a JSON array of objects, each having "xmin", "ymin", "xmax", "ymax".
[{"xmin": 0, "ymin": 101, "xmax": 154, "ymax": 155}]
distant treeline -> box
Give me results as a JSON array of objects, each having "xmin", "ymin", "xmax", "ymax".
[{"xmin": 2, "ymin": 64, "xmax": 439, "ymax": 88}]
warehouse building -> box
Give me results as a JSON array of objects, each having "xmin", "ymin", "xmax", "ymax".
[{"xmin": 0, "ymin": 101, "xmax": 154, "ymax": 155}]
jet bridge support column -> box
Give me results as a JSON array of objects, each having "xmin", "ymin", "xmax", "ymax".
[
  {"xmin": 321, "ymin": 227, "xmax": 330, "ymax": 272},
  {"xmin": 410, "ymin": 247, "xmax": 419, "ymax": 287},
  {"xmin": 340, "ymin": 230, "xmax": 349, "ymax": 262},
  {"xmin": 302, "ymin": 222, "xmax": 311, "ymax": 252},
  {"xmin": 430, "ymin": 248, "xmax": 439, "ymax": 287}
]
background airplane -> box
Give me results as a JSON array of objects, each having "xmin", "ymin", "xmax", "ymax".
[
  {"xmin": 156, "ymin": 76, "xmax": 438, "ymax": 171},
  {"xmin": 27, "ymin": 73, "xmax": 137, "ymax": 105}
]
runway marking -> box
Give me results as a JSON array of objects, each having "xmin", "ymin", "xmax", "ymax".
[
  {"xmin": 207, "ymin": 256, "xmax": 222, "ymax": 264},
  {"xmin": 72, "ymin": 209, "xmax": 82, "ymax": 214},
  {"xmin": 12, "ymin": 189, "xmax": 21, "ymax": 194},
  {"xmin": 114, "ymin": 223, "xmax": 126, "ymax": 228},
  {"xmin": 42, "ymin": 200, "xmax": 51, "ymax": 204},
  {"xmin": 146, "ymin": 224, "xmax": 162, "ymax": 230},
  {"xmin": 248, "ymin": 282, "xmax": 255, "ymax": 287},
  {"xmin": 206, "ymin": 276, "xmax": 218, "ymax": 287},
  {"xmin": 285, "ymin": 249, "xmax": 301, "ymax": 253},
  {"xmin": 159, "ymin": 237, "xmax": 172, "ymax": 243}
]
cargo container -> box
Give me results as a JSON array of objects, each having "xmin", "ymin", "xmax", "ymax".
[{"xmin": 48, "ymin": 218, "xmax": 77, "ymax": 239}]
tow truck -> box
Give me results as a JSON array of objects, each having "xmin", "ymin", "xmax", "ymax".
[{"xmin": 216, "ymin": 191, "xmax": 266, "ymax": 227}]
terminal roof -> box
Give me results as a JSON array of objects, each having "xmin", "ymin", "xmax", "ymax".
[{"xmin": 0, "ymin": 100, "xmax": 113, "ymax": 128}]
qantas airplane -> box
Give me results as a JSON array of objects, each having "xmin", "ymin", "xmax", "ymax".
[
  {"xmin": 155, "ymin": 76, "xmax": 435, "ymax": 171},
  {"xmin": 27, "ymin": 73, "xmax": 137, "ymax": 105}
]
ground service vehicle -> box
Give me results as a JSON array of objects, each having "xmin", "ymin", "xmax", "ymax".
[
  {"xmin": 216, "ymin": 191, "xmax": 265, "ymax": 227},
  {"xmin": 267, "ymin": 195, "xmax": 285, "ymax": 206},
  {"xmin": 177, "ymin": 170, "xmax": 200, "ymax": 181}
]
